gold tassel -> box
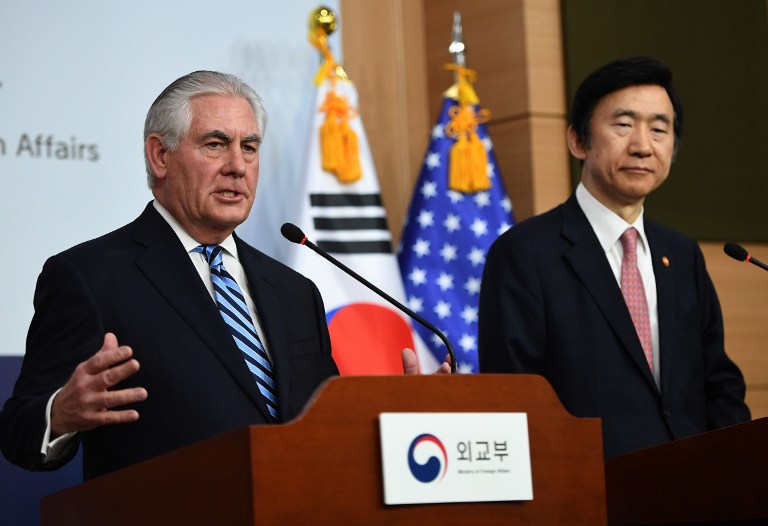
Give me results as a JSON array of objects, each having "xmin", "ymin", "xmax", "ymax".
[
  {"xmin": 444, "ymin": 65, "xmax": 491, "ymax": 193},
  {"xmin": 338, "ymin": 121, "xmax": 361, "ymax": 183},
  {"xmin": 318, "ymin": 91, "xmax": 361, "ymax": 183},
  {"xmin": 309, "ymin": 24, "xmax": 361, "ymax": 183}
]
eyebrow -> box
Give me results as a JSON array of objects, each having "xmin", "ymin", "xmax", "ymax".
[
  {"xmin": 613, "ymin": 109, "xmax": 672, "ymax": 125},
  {"xmin": 202, "ymin": 130, "xmax": 262, "ymax": 144}
]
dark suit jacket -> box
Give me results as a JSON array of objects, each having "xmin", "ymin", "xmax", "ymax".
[
  {"xmin": 0, "ymin": 203, "xmax": 338, "ymax": 479},
  {"xmin": 478, "ymin": 194, "xmax": 750, "ymax": 457}
]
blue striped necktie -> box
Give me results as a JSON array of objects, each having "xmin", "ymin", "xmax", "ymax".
[{"xmin": 193, "ymin": 244, "xmax": 279, "ymax": 421}]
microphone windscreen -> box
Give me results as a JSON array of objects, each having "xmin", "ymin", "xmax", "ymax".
[
  {"xmin": 281, "ymin": 223, "xmax": 306, "ymax": 244},
  {"xmin": 724, "ymin": 241, "xmax": 749, "ymax": 262}
]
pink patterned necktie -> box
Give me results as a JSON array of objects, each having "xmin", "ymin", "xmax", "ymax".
[{"xmin": 620, "ymin": 228, "xmax": 653, "ymax": 372}]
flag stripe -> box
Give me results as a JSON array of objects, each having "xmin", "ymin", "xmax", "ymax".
[
  {"xmin": 311, "ymin": 206, "xmax": 385, "ymax": 218},
  {"xmin": 318, "ymin": 240, "xmax": 393, "ymax": 254},
  {"xmin": 315, "ymin": 230, "xmax": 392, "ymax": 242},
  {"xmin": 314, "ymin": 216, "xmax": 389, "ymax": 231},
  {"xmin": 310, "ymin": 193, "xmax": 383, "ymax": 207}
]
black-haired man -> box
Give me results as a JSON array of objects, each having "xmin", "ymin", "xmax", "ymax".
[{"xmin": 479, "ymin": 56, "xmax": 750, "ymax": 457}]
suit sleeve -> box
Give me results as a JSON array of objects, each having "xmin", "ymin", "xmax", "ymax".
[
  {"xmin": 0, "ymin": 255, "xmax": 102, "ymax": 471},
  {"xmin": 478, "ymin": 233, "xmax": 547, "ymax": 374},
  {"xmin": 695, "ymin": 246, "xmax": 752, "ymax": 428}
]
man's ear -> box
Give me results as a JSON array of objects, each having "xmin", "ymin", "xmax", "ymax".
[
  {"xmin": 566, "ymin": 126, "xmax": 588, "ymax": 161},
  {"xmin": 145, "ymin": 134, "xmax": 169, "ymax": 180}
]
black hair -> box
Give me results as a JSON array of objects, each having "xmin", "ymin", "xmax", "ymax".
[{"xmin": 569, "ymin": 56, "xmax": 684, "ymax": 152}]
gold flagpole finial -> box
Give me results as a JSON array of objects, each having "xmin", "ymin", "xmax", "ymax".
[
  {"xmin": 309, "ymin": 6, "xmax": 338, "ymax": 36},
  {"xmin": 309, "ymin": 6, "xmax": 360, "ymax": 183},
  {"xmin": 308, "ymin": 6, "xmax": 349, "ymax": 82}
]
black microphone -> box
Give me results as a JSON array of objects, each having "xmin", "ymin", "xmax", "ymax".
[
  {"xmin": 280, "ymin": 223, "xmax": 457, "ymax": 373},
  {"xmin": 724, "ymin": 241, "xmax": 768, "ymax": 272}
]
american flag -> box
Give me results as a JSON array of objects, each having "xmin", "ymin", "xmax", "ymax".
[{"xmin": 397, "ymin": 97, "xmax": 514, "ymax": 373}]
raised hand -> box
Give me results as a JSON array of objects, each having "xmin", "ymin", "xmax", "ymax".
[{"xmin": 51, "ymin": 333, "xmax": 148, "ymax": 437}]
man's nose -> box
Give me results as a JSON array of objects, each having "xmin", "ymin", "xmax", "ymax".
[
  {"xmin": 628, "ymin": 127, "xmax": 653, "ymax": 157},
  {"xmin": 223, "ymin": 148, "xmax": 247, "ymax": 176}
]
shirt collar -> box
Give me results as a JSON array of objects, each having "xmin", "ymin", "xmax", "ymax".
[
  {"xmin": 575, "ymin": 182, "xmax": 649, "ymax": 253},
  {"xmin": 152, "ymin": 200, "xmax": 239, "ymax": 258}
]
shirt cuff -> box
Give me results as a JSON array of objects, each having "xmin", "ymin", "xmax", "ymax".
[{"xmin": 41, "ymin": 388, "xmax": 77, "ymax": 462}]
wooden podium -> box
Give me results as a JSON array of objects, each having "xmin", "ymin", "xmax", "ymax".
[
  {"xmin": 41, "ymin": 375, "xmax": 607, "ymax": 525},
  {"xmin": 605, "ymin": 417, "xmax": 768, "ymax": 525}
]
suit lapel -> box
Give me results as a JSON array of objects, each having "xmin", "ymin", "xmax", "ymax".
[
  {"xmin": 131, "ymin": 204, "xmax": 270, "ymax": 416},
  {"xmin": 235, "ymin": 235, "xmax": 292, "ymax": 422},
  {"xmin": 561, "ymin": 196, "xmax": 658, "ymax": 390},
  {"xmin": 646, "ymin": 224, "xmax": 675, "ymax": 394}
]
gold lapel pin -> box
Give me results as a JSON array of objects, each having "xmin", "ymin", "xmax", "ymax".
[{"xmin": 662, "ymin": 256, "xmax": 670, "ymax": 268}]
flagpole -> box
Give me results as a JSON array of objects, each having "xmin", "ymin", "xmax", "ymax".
[{"xmin": 449, "ymin": 11, "xmax": 466, "ymax": 69}]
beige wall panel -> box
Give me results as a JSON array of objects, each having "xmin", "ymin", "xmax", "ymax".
[
  {"xmin": 340, "ymin": 0, "xmax": 431, "ymax": 243},
  {"xmin": 745, "ymin": 389, "xmax": 768, "ymax": 421},
  {"xmin": 487, "ymin": 116, "xmax": 570, "ymax": 221},
  {"xmin": 522, "ymin": 0, "xmax": 567, "ymax": 115},
  {"xmin": 529, "ymin": 116, "xmax": 570, "ymax": 215},
  {"xmin": 522, "ymin": 0, "xmax": 570, "ymax": 214},
  {"xmin": 486, "ymin": 119, "xmax": 535, "ymax": 220},
  {"xmin": 423, "ymin": 0, "xmax": 528, "ymax": 124},
  {"xmin": 701, "ymin": 242, "xmax": 768, "ymax": 418}
]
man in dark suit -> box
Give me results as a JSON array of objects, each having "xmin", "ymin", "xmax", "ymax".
[
  {"xmin": 478, "ymin": 56, "xmax": 750, "ymax": 457},
  {"xmin": 0, "ymin": 71, "xmax": 442, "ymax": 481}
]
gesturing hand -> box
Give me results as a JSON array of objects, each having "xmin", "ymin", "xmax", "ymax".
[
  {"xmin": 50, "ymin": 333, "xmax": 147, "ymax": 438},
  {"xmin": 401, "ymin": 348, "xmax": 453, "ymax": 376}
]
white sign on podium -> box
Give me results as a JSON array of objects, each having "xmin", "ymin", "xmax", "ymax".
[{"xmin": 379, "ymin": 412, "xmax": 533, "ymax": 505}]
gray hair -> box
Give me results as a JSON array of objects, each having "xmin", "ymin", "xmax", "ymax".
[{"xmin": 143, "ymin": 70, "xmax": 268, "ymax": 187}]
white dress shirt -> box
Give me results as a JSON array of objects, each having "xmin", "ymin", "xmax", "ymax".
[{"xmin": 575, "ymin": 183, "xmax": 660, "ymax": 387}]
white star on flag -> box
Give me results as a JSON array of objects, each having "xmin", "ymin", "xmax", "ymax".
[
  {"xmin": 413, "ymin": 238, "xmax": 430, "ymax": 257},
  {"xmin": 417, "ymin": 209, "xmax": 435, "ymax": 228},
  {"xmin": 447, "ymin": 190, "xmax": 464, "ymax": 204},
  {"xmin": 470, "ymin": 218, "xmax": 489, "ymax": 237},
  {"xmin": 459, "ymin": 333, "xmax": 477, "ymax": 352},
  {"xmin": 443, "ymin": 214, "xmax": 461, "ymax": 233},
  {"xmin": 460, "ymin": 305, "xmax": 478, "ymax": 324},
  {"xmin": 468, "ymin": 247, "xmax": 486, "ymax": 267},
  {"xmin": 439, "ymin": 243, "xmax": 458, "ymax": 262},
  {"xmin": 436, "ymin": 272, "xmax": 454, "ymax": 291},
  {"xmin": 458, "ymin": 362, "xmax": 475, "ymax": 374},
  {"xmin": 474, "ymin": 192, "xmax": 491, "ymax": 208},
  {"xmin": 408, "ymin": 296, "xmax": 424, "ymax": 313},
  {"xmin": 464, "ymin": 276, "xmax": 481, "ymax": 295},
  {"xmin": 425, "ymin": 152, "xmax": 441, "ymax": 170},
  {"xmin": 434, "ymin": 300, "xmax": 452, "ymax": 319},
  {"xmin": 408, "ymin": 267, "xmax": 427, "ymax": 286},
  {"xmin": 420, "ymin": 180, "xmax": 438, "ymax": 198}
]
